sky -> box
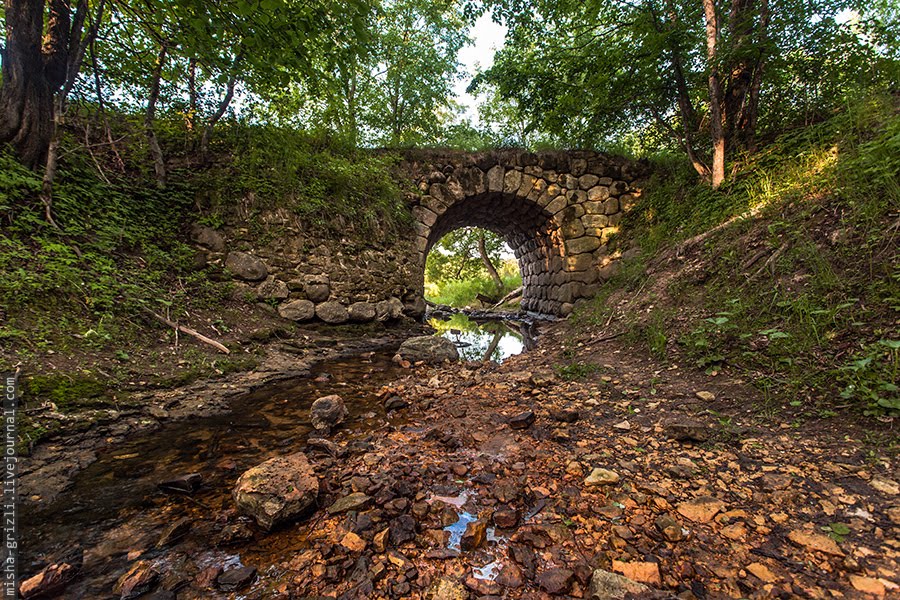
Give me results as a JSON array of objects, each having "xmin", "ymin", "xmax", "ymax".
[{"xmin": 454, "ymin": 12, "xmax": 507, "ymax": 124}]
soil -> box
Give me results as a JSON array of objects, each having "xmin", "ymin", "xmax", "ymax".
[{"xmin": 19, "ymin": 316, "xmax": 900, "ymax": 599}]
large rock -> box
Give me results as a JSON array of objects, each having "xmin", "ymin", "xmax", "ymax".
[
  {"xmin": 303, "ymin": 275, "xmax": 331, "ymax": 303},
  {"xmin": 232, "ymin": 452, "xmax": 318, "ymax": 530},
  {"xmin": 403, "ymin": 296, "xmax": 427, "ymax": 319},
  {"xmin": 315, "ymin": 301, "xmax": 349, "ymax": 324},
  {"xmin": 348, "ymin": 302, "xmax": 376, "ymax": 322},
  {"xmin": 310, "ymin": 395, "xmax": 347, "ymax": 432},
  {"xmin": 256, "ymin": 277, "xmax": 289, "ymax": 300},
  {"xmin": 396, "ymin": 336, "xmax": 459, "ymax": 364},
  {"xmin": 589, "ymin": 568, "xmax": 651, "ymax": 600},
  {"xmin": 278, "ymin": 299, "xmax": 315, "ymax": 321},
  {"xmin": 225, "ymin": 252, "xmax": 268, "ymax": 281},
  {"xmin": 190, "ymin": 224, "xmax": 226, "ymax": 252}
]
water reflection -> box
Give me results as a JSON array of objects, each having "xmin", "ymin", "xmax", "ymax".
[{"xmin": 429, "ymin": 313, "xmax": 531, "ymax": 362}]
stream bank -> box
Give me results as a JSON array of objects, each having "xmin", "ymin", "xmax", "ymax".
[{"xmin": 20, "ymin": 314, "xmax": 899, "ymax": 599}]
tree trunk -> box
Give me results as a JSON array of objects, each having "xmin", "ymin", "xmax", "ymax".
[
  {"xmin": 742, "ymin": 0, "xmax": 769, "ymax": 152},
  {"xmin": 200, "ymin": 56, "xmax": 241, "ymax": 159},
  {"xmin": 187, "ymin": 59, "xmax": 198, "ymax": 131},
  {"xmin": 702, "ymin": 0, "xmax": 726, "ymax": 188},
  {"xmin": 41, "ymin": 0, "xmax": 102, "ymax": 225},
  {"xmin": 145, "ymin": 42, "xmax": 168, "ymax": 188},
  {"xmin": 0, "ymin": 0, "xmax": 65, "ymax": 169},
  {"xmin": 478, "ymin": 232, "xmax": 503, "ymax": 294}
]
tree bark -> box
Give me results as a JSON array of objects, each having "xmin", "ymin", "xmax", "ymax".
[
  {"xmin": 742, "ymin": 0, "xmax": 769, "ymax": 151},
  {"xmin": 145, "ymin": 42, "xmax": 168, "ymax": 188},
  {"xmin": 478, "ymin": 232, "xmax": 504, "ymax": 294},
  {"xmin": 702, "ymin": 0, "xmax": 726, "ymax": 188},
  {"xmin": 200, "ymin": 55, "xmax": 242, "ymax": 158},
  {"xmin": 41, "ymin": 0, "xmax": 103, "ymax": 225},
  {"xmin": 0, "ymin": 0, "xmax": 63, "ymax": 169}
]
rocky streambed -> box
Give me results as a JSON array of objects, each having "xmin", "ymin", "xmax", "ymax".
[{"xmin": 18, "ymin": 318, "xmax": 900, "ymax": 599}]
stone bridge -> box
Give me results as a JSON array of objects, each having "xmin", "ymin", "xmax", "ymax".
[
  {"xmin": 402, "ymin": 150, "xmax": 649, "ymax": 315},
  {"xmin": 199, "ymin": 149, "xmax": 649, "ymax": 324}
]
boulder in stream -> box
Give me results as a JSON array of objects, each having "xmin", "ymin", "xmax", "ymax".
[
  {"xmin": 396, "ymin": 336, "xmax": 459, "ymax": 364},
  {"xmin": 232, "ymin": 452, "xmax": 318, "ymax": 530},
  {"xmin": 310, "ymin": 394, "xmax": 347, "ymax": 433}
]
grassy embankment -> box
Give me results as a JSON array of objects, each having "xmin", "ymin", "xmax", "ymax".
[
  {"xmin": 0, "ymin": 115, "xmax": 411, "ymax": 451},
  {"xmin": 573, "ymin": 94, "xmax": 899, "ymax": 420}
]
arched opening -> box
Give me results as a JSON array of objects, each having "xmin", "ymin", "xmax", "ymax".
[
  {"xmin": 425, "ymin": 227, "xmax": 520, "ymax": 308},
  {"xmin": 421, "ymin": 192, "xmax": 570, "ymax": 314}
]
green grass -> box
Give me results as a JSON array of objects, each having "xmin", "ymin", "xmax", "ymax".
[
  {"xmin": 575, "ymin": 93, "xmax": 900, "ymax": 417},
  {"xmin": 427, "ymin": 273, "xmax": 522, "ymax": 308}
]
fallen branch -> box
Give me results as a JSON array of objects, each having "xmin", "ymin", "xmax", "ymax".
[
  {"xmin": 675, "ymin": 206, "xmax": 762, "ymax": 257},
  {"xmin": 492, "ymin": 286, "xmax": 523, "ymax": 308},
  {"xmin": 145, "ymin": 309, "xmax": 230, "ymax": 354}
]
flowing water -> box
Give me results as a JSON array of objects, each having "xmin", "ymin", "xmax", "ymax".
[
  {"xmin": 21, "ymin": 351, "xmax": 410, "ymax": 598},
  {"xmin": 22, "ymin": 319, "xmax": 536, "ymax": 597}
]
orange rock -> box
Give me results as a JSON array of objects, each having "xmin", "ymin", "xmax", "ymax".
[
  {"xmin": 788, "ymin": 530, "xmax": 844, "ymax": 556},
  {"xmin": 676, "ymin": 495, "xmax": 725, "ymax": 523},
  {"xmin": 849, "ymin": 575, "xmax": 885, "ymax": 596},
  {"xmin": 612, "ymin": 560, "xmax": 661, "ymax": 586},
  {"xmin": 340, "ymin": 531, "xmax": 366, "ymax": 553},
  {"xmin": 747, "ymin": 562, "xmax": 777, "ymax": 583}
]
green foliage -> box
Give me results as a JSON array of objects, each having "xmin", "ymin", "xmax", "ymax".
[
  {"xmin": 555, "ymin": 361, "xmax": 601, "ymax": 381},
  {"xmin": 25, "ymin": 373, "xmax": 109, "ymax": 412},
  {"xmin": 428, "ymin": 273, "xmax": 521, "ymax": 307},
  {"xmin": 209, "ymin": 125, "xmax": 411, "ymax": 237},
  {"xmin": 426, "ymin": 228, "xmax": 506, "ymax": 283},
  {"xmin": 477, "ymin": 0, "xmax": 899, "ymax": 172},
  {"xmin": 838, "ymin": 340, "xmax": 900, "ymax": 415},
  {"xmin": 0, "ymin": 143, "xmax": 232, "ymax": 351},
  {"xmin": 578, "ymin": 95, "xmax": 899, "ymax": 417}
]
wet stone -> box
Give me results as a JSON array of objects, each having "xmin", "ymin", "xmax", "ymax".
[
  {"xmin": 156, "ymin": 517, "xmax": 191, "ymax": 548},
  {"xmin": 19, "ymin": 550, "xmax": 83, "ymax": 600},
  {"xmin": 157, "ymin": 473, "xmax": 202, "ymax": 494},
  {"xmin": 327, "ymin": 492, "xmax": 372, "ymax": 515},
  {"xmin": 537, "ymin": 568, "xmax": 575, "ymax": 595},
  {"xmin": 460, "ymin": 519, "xmax": 488, "ymax": 551},
  {"xmin": 114, "ymin": 560, "xmax": 159, "ymax": 600},
  {"xmin": 384, "ymin": 395, "xmax": 409, "ymax": 411},
  {"xmin": 464, "ymin": 574, "xmax": 502, "ymax": 596},
  {"xmin": 310, "ymin": 394, "xmax": 348, "ymax": 432},
  {"xmin": 493, "ymin": 507, "xmax": 520, "ymax": 529},
  {"xmin": 214, "ymin": 522, "xmax": 255, "ymax": 546},
  {"xmin": 508, "ymin": 410, "xmax": 536, "ymax": 430},
  {"xmin": 217, "ymin": 565, "xmax": 257, "ymax": 592}
]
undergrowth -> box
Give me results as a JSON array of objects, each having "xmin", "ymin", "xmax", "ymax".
[{"xmin": 576, "ymin": 94, "xmax": 900, "ymax": 417}]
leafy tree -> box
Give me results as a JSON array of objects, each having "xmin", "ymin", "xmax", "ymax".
[
  {"xmin": 305, "ymin": 0, "xmax": 470, "ymax": 146},
  {"xmin": 475, "ymin": 0, "xmax": 899, "ymax": 187},
  {"xmin": 426, "ymin": 227, "xmax": 506, "ymax": 290},
  {"xmin": 0, "ymin": 0, "xmax": 105, "ymax": 170}
]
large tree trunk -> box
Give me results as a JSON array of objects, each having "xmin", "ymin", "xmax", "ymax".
[
  {"xmin": 478, "ymin": 232, "xmax": 504, "ymax": 294},
  {"xmin": 145, "ymin": 42, "xmax": 168, "ymax": 188},
  {"xmin": 0, "ymin": 0, "xmax": 67, "ymax": 170},
  {"xmin": 702, "ymin": 0, "xmax": 726, "ymax": 188}
]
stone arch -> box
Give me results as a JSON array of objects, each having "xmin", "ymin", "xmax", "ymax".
[
  {"xmin": 423, "ymin": 192, "xmax": 569, "ymax": 314},
  {"xmin": 405, "ymin": 150, "xmax": 649, "ymax": 315}
]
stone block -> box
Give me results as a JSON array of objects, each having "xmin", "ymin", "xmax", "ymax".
[
  {"xmin": 503, "ymin": 169, "xmax": 523, "ymax": 194},
  {"xmin": 587, "ymin": 186, "xmax": 610, "ymax": 202},
  {"xmin": 578, "ymin": 174, "xmax": 600, "ymax": 189},
  {"xmin": 566, "ymin": 236, "xmax": 602, "ymax": 255},
  {"xmin": 486, "ymin": 165, "xmax": 505, "ymax": 192}
]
